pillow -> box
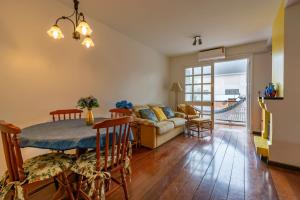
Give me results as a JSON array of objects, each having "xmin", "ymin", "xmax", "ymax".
[
  {"xmin": 152, "ymin": 107, "xmax": 167, "ymax": 121},
  {"xmin": 186, "ymin": 105, "xmax": 197, "ymax": 115},
  {"xmin": 139, "ymin": 109, "xmax": 158, "ymax": 122},
  {"xmin": 161, "ymin": 107, "xmax": 175, "ymax": 119},
  {"xmin": 133, "ymin": 105, "xmax": 150, "ymax": 118}
]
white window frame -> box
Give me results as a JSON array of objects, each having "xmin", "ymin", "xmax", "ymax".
[{"xmin": 184, "ymin": 66, "xmax": 212, "ymax": 103}]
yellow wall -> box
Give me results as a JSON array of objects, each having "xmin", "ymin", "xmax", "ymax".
[{"xmin": 272, "ymin": 0, "xmax": 285, "ymax": 97}]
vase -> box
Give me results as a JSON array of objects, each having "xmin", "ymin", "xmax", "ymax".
[{"xmin": 85, "ymin": 109, "xmax": 94, "ymax": 125}]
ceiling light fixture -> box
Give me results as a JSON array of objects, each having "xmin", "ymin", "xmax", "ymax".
[
  {"xmin": 193, "ymin": 36, "xmax": 202, "ymax": 46},
  {"xmin": 47, "ymin": 0, "xmax": 94, "ymax": 48}
]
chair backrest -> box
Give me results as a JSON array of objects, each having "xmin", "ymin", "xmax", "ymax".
[
  {"xmin": 177, "ymin": 104, "xmax": 187, "ymax": 113},
  {"xmin": 50, "ymin": 109, "xmax": 83, "ymax": 122},
  {"xmin": 93, "ymin": 117, "xmax": 133, "ymax": 172},
  {"xmin": 177, "ymin": 104, "xmax": 197, "ymax": 115},
  {"xmin": 109, "ymin": 108, "xmax": 133, "ymax": 119},
  {"xmin": 0, "ymin": 121, "xmax": 25, "ymax": 182}
]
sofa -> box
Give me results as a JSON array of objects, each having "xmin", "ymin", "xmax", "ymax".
[{"xmin": 132, "ymin": 104, "xmax": 186, "ymax": 149}]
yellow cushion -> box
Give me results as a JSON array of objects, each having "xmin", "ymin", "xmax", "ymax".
[
  {"xmin": 177, "ymin": 104, "xmax": 187, "ymax": 113},
  {"xmin": 186, "ymin": 105, "xmax": 197, "ymax": 115},
  {"xmin": 152, "ymin": 107, "xmax": 167, "ymax": 121}
]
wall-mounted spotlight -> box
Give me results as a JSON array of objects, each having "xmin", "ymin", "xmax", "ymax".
[{"xmin": 193, "ymin": 36, "xmax": 202, "ymax": 46}]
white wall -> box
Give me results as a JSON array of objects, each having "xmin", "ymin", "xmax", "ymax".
[
  {"xmin": 169, "ymin": 41, "xmax": 272, "ymax": 132},
  {"xmin": 0, "ymin": 0, "xmax": 169, "ymax": 174},
  {"xmin": 268, "ymin": 2, "xmax": 300, "ymax": 167},
  {"xmin": 214, "ymin": 74, "xmax": 247, "ymax": 98}
]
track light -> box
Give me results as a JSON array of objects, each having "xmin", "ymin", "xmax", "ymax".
[
  {"xmin": 193, "ymin": 37, "xmax": 197, "ymax": 46},
  {"xmin": 193, "ymin": 36, "xmax": 202, "ymax": 46},
  {"xmin": 198, "ymin": 38, "xmax": 202, "ymax": 45}
]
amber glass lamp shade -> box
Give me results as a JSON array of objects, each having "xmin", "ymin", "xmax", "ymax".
[
  {"xmin": 47, "ymin": 25, "xmax": 64, "ymax": 39},
  {"xmin": 76, "ymin": 21, "xmax": 93, "ymax": 36},
  {"xmin": 82, "ymin": 36, "xmax": 95, "ymax": 48}
]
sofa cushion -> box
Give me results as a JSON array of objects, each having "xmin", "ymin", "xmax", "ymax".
[
  {"xmin": 133, "ymin": 105, "xmax": 150, "ymax": 118},
  {"xmin": 187, "ymin": 114, "xmax": 199, "ymax": 119},
  {"xmin": 139, "ymin": 109, "xmax": 158, "ymax": 122},
  {"xmin": 152, "ymin": 107, "xmax": 167, "ymax": 121},
  {"xmin": 155, "ymin": 121, "xmax": 175, "ymax": 135},
  {"xmin": 167, "ymin": 117, "xmax": 186, "ymax": 127},
  {"xmin": 177, "ymin": 104, "xmax": 197, "ymax": 115},
  {"xmin": 186, "ymin": 105, "xmax": 197, "ymax": 115},
  {"xmin": 161, "ymin": 106, "xmax": 175, "ymax": 119},
  {"xmin": 174, "ymin": 112, "xmax": 186, "ymax": 118}
]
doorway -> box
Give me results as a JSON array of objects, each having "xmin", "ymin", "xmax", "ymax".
[{"xmin": 214, "ymin": 59, "xmax": 248, "ymax": 127}]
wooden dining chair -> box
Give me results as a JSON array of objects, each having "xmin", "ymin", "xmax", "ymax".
[
  {"xmin": 0, "ymin": 120, "xmax": 75, "ymax": 200},
  {"xmin": 109, "ymin": 108, "xmax": 140, "ymax": 148},
  {"xmin": 50, "ymin": 109, "xmax": 83, "ymax": 122},
  {"xmin": 109, "ymin": 108, "xmax": 133, "ymax": 118},
  {"xmin": 72, "ymin": 117, "xmax": 133, "ymax": 200}
]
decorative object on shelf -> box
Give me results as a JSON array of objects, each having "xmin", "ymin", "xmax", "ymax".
[
  {"xmin": 116, "ymin": 100, "xmax": 133, "ymax": 109},
  {"xmin": 264, "ymin": 83, "xmax": 278, "ymax": 98},
  {"xmin": 77, "ymin": 96, "xmax": 99, "ymax": 125},
  {"xmin": 47, "ymin": 0, "xmax": 94, "ymax": 48},
  {"xmin": 254, "ymin": 98, "xmax": 271, "ymax": 158},
  {"xmin": 171, "ymin": 82, "xmax": 183, "ymax": 110},
  {"xmin": 193, "ymin": 35, "xmax": 202, "ymax": 46}
]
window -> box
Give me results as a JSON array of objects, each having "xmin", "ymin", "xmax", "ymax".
[{"xmin": 184, "ymin": 66, "xmax": 212, "ymax": 102}]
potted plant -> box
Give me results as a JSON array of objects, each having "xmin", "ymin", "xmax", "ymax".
[{"xmin": 77, "ymin": 96, "xmax": 99, "ymax": 125}]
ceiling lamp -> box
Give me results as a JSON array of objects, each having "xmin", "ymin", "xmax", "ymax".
[
  {"xmin": 193, "ymin": 36, "xmax": 202, "ymax": 46},
  {"xmin": 47, "ymin": 0, "xmax": 94, "ymax": 48},
  {"xmin": 47, "ymin": 25, "xmax": 64, "ymax": 39},
  {"xmin": 82, "ymin": 36, "xmax": 95, "ymax": 48}
]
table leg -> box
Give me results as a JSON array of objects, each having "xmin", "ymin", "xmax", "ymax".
[{"xmin": 76, "ymin": 148, "xmax": 88, "ymax": 157}]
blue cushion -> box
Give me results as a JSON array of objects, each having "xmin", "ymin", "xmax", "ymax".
[
  {"xmin": 161, "ymin": 107, "xmax": 175, "ymax": 119},
  {"xmin": 116, "ymin": 100, "xmax": 133, "ymax": 109},
  {"xmin": 139, "ymin": 109, "xmax": 158, "ymax": 122}
]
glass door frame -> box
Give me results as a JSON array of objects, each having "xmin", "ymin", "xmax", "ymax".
[
  {"xmin": 184, "ymin": 62, "xmax": 215, "ymax": 128},
  {"xmin": 183, "ymin": 55, "xmax": 251, "ymax": 132}
]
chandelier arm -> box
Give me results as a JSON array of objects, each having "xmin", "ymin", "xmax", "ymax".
[
  {"xmin": 55, "ymin": 16, "xmax": 76, "ymax": 32},
  {"xmin": 79, "ymin": 13, "xmax": 85, "ymax": 21},
  {"xmin": 65, "ymin": 10, "xmax": 76, "ymax": 18}
]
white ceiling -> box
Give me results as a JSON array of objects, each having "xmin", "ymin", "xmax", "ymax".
[{"xmin": 58, "ymin": 0, "xmax": 280, "ymax": 56}]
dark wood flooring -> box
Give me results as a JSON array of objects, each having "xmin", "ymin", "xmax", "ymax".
[
  {"xmin": 110, "ymin": 126, "xmax": 279, "ymax": 200},
  {"xmin": 269, "ymin": 166, "xmax": 300, "ymax": 200}
]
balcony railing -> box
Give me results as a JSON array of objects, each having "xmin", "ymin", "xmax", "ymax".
[{"xmin": 214, "ymin": 98, "xmax": 247, "ymax": 125}]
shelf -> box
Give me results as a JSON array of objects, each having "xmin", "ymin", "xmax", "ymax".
[{"xmin": 259, "ymin": 97, "xmax": 284, "ymax": 100}]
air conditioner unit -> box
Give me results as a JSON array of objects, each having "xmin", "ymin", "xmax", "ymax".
[{"xmin": 198, "ymin": 47, "xmax": 226, "ymax": 62}]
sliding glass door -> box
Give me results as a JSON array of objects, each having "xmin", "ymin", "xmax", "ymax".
[{"xmin": 184, "ymin": 65, "xmax": 214, "ymax": 126}]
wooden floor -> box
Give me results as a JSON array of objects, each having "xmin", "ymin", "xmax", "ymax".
[
  {"xmin": 110, "ymin": 126, "xmax": 279, "ymax": 200},
  {"xmin": 31, "ymin": 125, "xmax": 300, "ymax": 200},
  {"xmin": 269, "ymin": 166, "xmax": 300, "ymax": 200}
]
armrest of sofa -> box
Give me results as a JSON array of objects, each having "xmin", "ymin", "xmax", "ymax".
[
  {"xmin": 134, "ymin": 117, "xmax": 157, "ymax": 127},
  {"xmin": 133, "ymin": 117, "xmax": 157, "ymax": 149},
  {"xmin": 174, "ymin": 112, "xmax": 186, "ymax": 118}
]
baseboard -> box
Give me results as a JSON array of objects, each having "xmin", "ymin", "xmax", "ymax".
[
  {"xmin": 268, "ymin": 160, "xmax": 300, "ymax": 172},
  {"xmin": 252, "ymin": 131, "xmax": 261, "ymax": 136}
]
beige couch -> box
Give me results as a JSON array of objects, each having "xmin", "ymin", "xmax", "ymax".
[{"xmin": 133, "ymin": 104, "xmax": 186, "ymax": 149}]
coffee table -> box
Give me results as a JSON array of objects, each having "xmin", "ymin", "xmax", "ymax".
[{"xmin": 185, "ymin": 117, "xmax": 212, "ymax": 138}]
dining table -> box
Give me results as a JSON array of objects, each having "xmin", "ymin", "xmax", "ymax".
[{"xmin": 20, "ymin": 118, "xmax": 134, "ymax": 151}]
